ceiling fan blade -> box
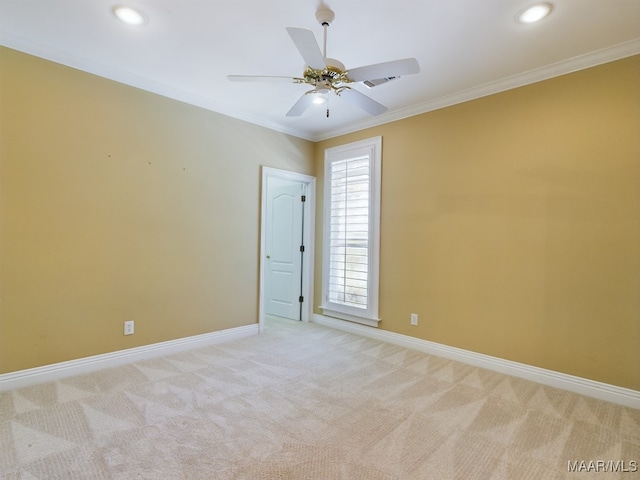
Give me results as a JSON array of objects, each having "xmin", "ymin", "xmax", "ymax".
[
  {"xmin": 227, "ymin": 75, "xmax": 299, "ymax": 83},
  {"xmin": 341, "ymin": 88, "xmax": 387, "ymax": 116},
  {"xmin": 286, "ymin": 92, "xmax": 316, "ymax": 117},
  {"xmin": 286, "ymin": 27, "xmax": 326, "ymax": 70},
  {"xmin": 348, "ymin": 58, "xmax": 420, "ymax": 83}
]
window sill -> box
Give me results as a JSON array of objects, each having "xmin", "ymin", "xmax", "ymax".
[{"xmin": 319, "ymin": 306, "xmax": 380, "ymax": 328}]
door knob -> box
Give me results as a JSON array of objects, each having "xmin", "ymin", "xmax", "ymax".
[{"xmin": 266, "ymin": 255, "xmax": 271, "ymax": 259}]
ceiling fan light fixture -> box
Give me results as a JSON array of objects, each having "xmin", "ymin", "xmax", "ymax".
[
  {"xmin": 312, "ymin": 94, "xmax": 327, "ymax": 105},
  {"xmin": 517, "ymin": 3, "xmax": 552, "ymax": 24},
  {"xmin": 113, "ymin": 5, "xmax": 147, "ymax": 26}
]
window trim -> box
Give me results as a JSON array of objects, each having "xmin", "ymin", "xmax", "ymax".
[{"xmin": 320, "ymin": 136, "xmax": 381, "ymax": 327}]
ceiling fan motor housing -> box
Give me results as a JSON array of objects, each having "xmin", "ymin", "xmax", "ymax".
[
  {"xmin": 303, "ymin": 59, "xmax": 351, "ymax": 94},
  {"xmin": 324, "ymin": 57, "xmax": 345, "ymax": 71}
]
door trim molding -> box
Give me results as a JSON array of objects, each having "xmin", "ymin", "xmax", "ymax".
[{"xmin": 259, "ymin": 167, "xmax": 316, "ymax": 332}]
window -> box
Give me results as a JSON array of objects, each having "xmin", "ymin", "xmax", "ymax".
[{"xmin": 321, "ymin": 136, "xmax": 381, "ymax": 327}]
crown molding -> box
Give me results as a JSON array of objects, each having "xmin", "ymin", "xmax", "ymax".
[
  {"xmin": 0, "ymin": 31, "xmax": 313, "ymax": 141},
  {"xmin": 2, "ymin": 31, "xmax": 638, "ymax": 143},
  {"xmin": 315, "ymin": 38, "xmax": 640, "ymax": 141}
]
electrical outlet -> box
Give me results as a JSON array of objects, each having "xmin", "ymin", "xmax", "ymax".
[
  {"xmin": 410, "ymin": 313, "xmax": 418, "ymax": 326},
  {"xmin": 124, "ymin": 320, "xmax": 135, "ymax": 335}
]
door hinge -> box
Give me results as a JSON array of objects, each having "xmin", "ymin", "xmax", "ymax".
[
  {"xmin": 301, "ymin": 195, "xmax": 306, "ymax": 202},
  {"xmin": 299, "ymin": 296, "xmax": 304, "ymax": 303},
  {"xmin": 300, "ymin": 245, "xmax": 305, "ymax": 253}
]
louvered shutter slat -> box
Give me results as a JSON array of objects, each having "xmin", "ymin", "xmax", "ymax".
[{"xmin": 327, "ymin": 155, "xmax": 370, "ymax": 309}]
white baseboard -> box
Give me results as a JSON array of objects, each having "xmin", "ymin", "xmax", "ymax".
[
  {"xmin": 0, "ymin": 323, "xmax": 259, "ymax": 393},
  {"xmin": 312, "ymin": 314, "xmax": 640, "ymax": 409}
]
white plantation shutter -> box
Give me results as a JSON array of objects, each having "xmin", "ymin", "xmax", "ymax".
[
  {"xmin": 322, "ymin": 137, "xmax": 381, "ymax": 326},
  {"xmin": 329, "ymin": 156, "xmax": 370, "ymax": 308}
]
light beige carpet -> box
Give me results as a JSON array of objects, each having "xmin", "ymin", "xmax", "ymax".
[{"xmin": 0, "ymin": 317, "xmax": 638, "ymax": 479}]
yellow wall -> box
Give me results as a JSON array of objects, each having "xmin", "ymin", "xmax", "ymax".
[
  {"xmin": 314, "ymin": 56, "xmax": 640, "ymax": 390},
  {"xmin": 2, "ymin": 45, "xmax": 638, "ymax": 391},
  {"xmin": 0, "ymin": 47, "xmax": 314, "ymax": 373}
]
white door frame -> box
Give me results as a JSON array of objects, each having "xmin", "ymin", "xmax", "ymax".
[{"xmin": 259, "ymin": 167, "xmax": 316, "ymax": 333}]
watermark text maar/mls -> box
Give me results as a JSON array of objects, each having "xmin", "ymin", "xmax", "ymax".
[{"xmin": 568, "ymin": 460, "xmax": 638, "ymax": 473}]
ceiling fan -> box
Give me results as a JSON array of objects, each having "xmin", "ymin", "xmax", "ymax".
[{"xmin": 228, "ymin": 6, "xmax": 420, "ymax": 118}]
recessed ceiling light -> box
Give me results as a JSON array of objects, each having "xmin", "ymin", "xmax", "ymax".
[
  {"xmin": 517, "ymin": 3, "xmax": 553, "ymax": 24},
  {"xmin": 113, "ymin": 6, "xmax": 146, "ymax": 26}
]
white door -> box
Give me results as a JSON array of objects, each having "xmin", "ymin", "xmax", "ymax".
[{"xmin": 264, "ymin": 179, "xmax": 304, "ymax": 320}]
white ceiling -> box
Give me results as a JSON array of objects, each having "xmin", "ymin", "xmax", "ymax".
[{"xmin": 1, "ymin": 0, "xmax": 639, "ymax": 141}]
